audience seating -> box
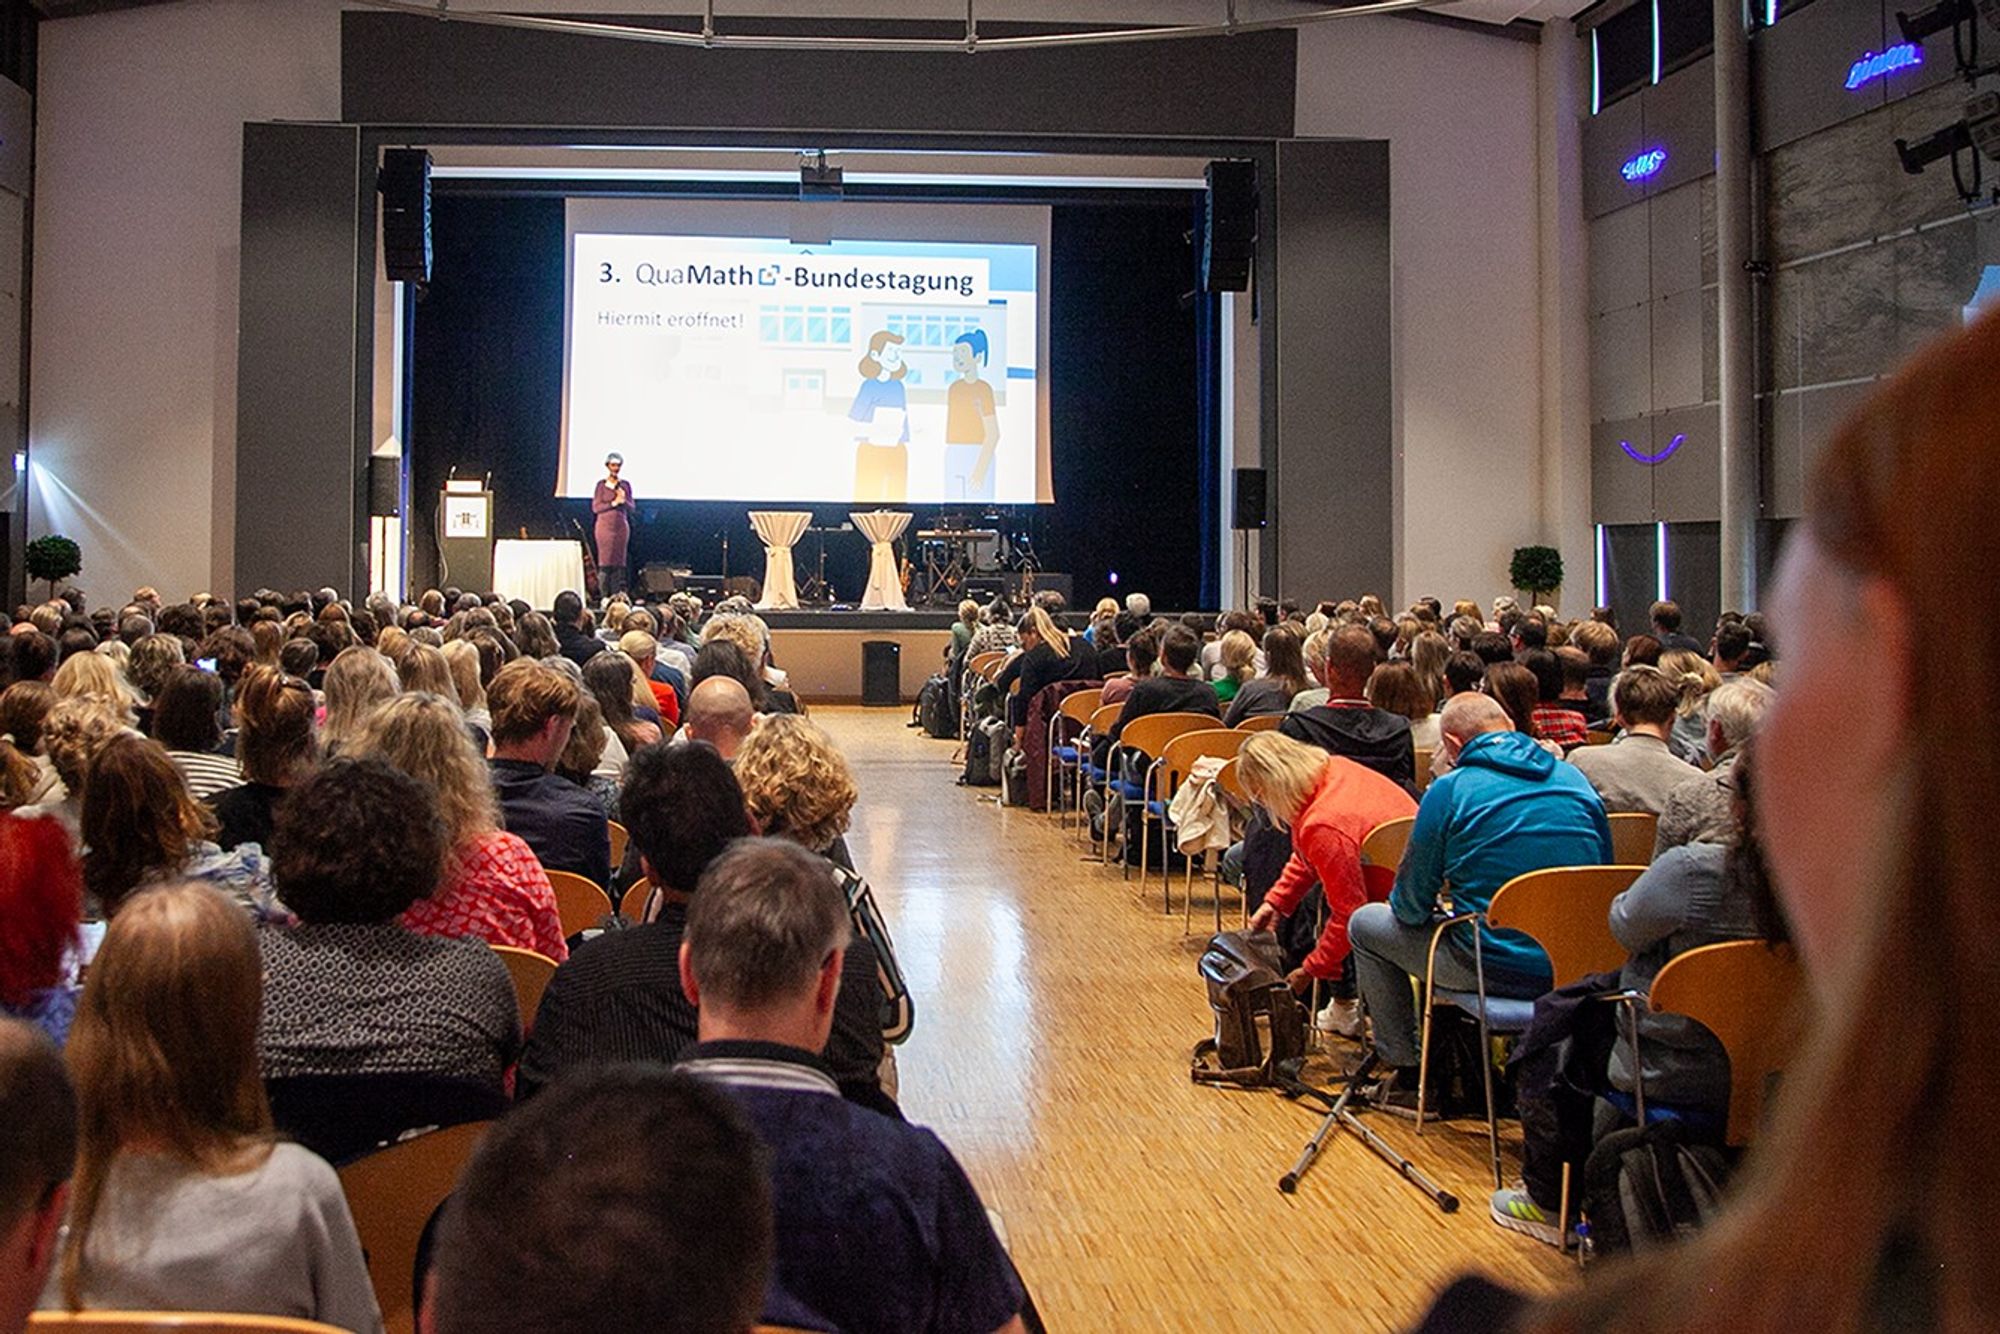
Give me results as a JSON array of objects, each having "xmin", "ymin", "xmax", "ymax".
[
  {"xmin": 1072, "ymin": 703, "xmax": 1125, "ymax": 836},
  {"xmin": 1585, "ymin": 729, "xmax": 1615, "ymax": 746},
  {"xmin": 1203, "ymin": 758, "xmax": 1250, "ymax": 933},
  {"xmin": 618, "ymin": 876, "xmax": 655, "ymax": 924},
  {"xmin": 1417, "ymin": 864, "xmax": 1646, "ymax": 1186},
  {"xmin": 546, "ymin": 869, "xmax": 615, "ymax": 938},
  {"xmin": 1413, "ymin": 747, "xmax": 1434, "ymax": 792},
  {"xmin": 1647, "ymin": 940, "xmax": 1803, "ymax": 1146},
  {"xmin": 1144, "ymin": 727, "xmax": 1249, "ymax": 921},
  {"xmin": 1103, "ymin": 712, "xmax": 1222, "ymax": 872},
  {"xmin": 1358, "ymin": 816, "xmax": 1415, "ymax": 891},
  {"xmin": 266, "ymin": 1073, "xmax": 505, "ymax": 1167},
  {"xmin": 338, "ymin": 1120, "xmax": 493, "ymax": 1334},
  {"xmin": 1233, "ymin": 713, "xmax": 1284, "ymax": 733},
  {"xmin": 1607, "ymin": 811, "xmax": 1660, "ymax": 865},
  {"xmin": 1045, "ymin": 687, "xmax": 1104, "ymax": 827},
  {"xmin": 606, "ymin": 818, "xmax": 630, "ymax": 870},
  {"xmin": 28, "ymin": 1316, "xmax": 349, "ymax": 1334},
  {"xmin": 492, "ymin": 944, "xmax": 557, "ymax": 1029}
]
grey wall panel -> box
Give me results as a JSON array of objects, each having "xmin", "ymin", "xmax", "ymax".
[
  {"xmin": 1272, "ymin": 139, "xmax": 1392, "ymax": 600},
  {"xmin": 1591, "ymin": 304, "xmax": 1653, "ymax": 420},
  {"xmin": 342, "ymin": 12, "xmax": 1297, "ymax": 140},
  {"xmin": 236, "ymin": 124, "xmax": 366, "ymax": 597},
  {"xmin": 1889, "ymin": 220, "xmax": 1981, "ymax": 364},
  {"xmin": 1649, "ymin": 181, "xmax": 1704, "ymax": 300},
  {"xmin": 1641, "ymin": 58, "xmax": 1716, "ymax": 196},
  {"xmin": 1701, "ymin": 285, "xmax": 1720, "ymax": 403},
  {"xmin": 1648, "ymin": 402, "xmax": 1722, "ymax": 520},
  {"xmin": 1584, "ymin": 94, "xmax": 1650, "ymax": 218},
  {"xmin": 1767, "ymin": 389, "xmax": 1807, "ymax": 518},
  {"xmin": 1699, "ymin": 177, "xmax": 1717, "ymax": 286},
  {"xmin": 1591, "ymin": 203, "xmax": 1652, "ymax": 315},
  {"xmin": 1592, "ymin": 416, "xmax": 1657, "ymax": 524},
  {"xmin": 1768, "ymin": 242, "xmax": 1899, "ymax": 389},
  {"xmin": 1651, "ymin": 290, "xmax": 1705, "ymax": 410},
  {"xmin": 1765, "ymin": 105, "xmax": 1899, "ymax": 265},
  {"xmin": 1756, "ymin": 0, "xmax": 1888, "ymax": 152}
]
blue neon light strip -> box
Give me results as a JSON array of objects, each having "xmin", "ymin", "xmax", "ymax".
[
  {"xmin": 1845, "ymin": 43, "xmax": 1923, "ymax": 90},
  {"xmin": 1651, "ymin": 0, "xmax": 1662, "ymax": 83},
  {"xmin": 1621, "ymin": 148, "xmax": 1669, "ymax": 182},
  {"xmin": 1591, "ymin": 28, "xmax": 1602, "ymax": 116},
  {"xmin": 1766, "ymin": 0, "xmax": 1779, "ymax": 26}
]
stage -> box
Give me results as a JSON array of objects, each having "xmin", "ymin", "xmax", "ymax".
[{"xmin": 761, "ymin": 610, "xmax": 957, "ymax": 705}]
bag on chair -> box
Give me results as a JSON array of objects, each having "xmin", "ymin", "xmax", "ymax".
[{"xmin": 1190, "ymin": 930, "xmax": 1307, "ymax": 1088}]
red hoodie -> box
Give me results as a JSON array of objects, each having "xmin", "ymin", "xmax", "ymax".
[{"xmin": 1264, "ymin": 755, "xmax": 1419, "ymax": 978}]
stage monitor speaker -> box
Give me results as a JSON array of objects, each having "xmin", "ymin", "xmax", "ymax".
[
  {"xmin": 861, "ymin": 640, "xmax": 901, "ymax": 707},
  {"xmin": 639, "ymin": 563, "xmax": 687, "ymax": 597},
  {"xmin": 962, "ymin": 575, "xmax": 1008, "ymax": 603},
  {"xmin": 1203, "ymin": 160, "xmax": 1256, "ymax": 293},
  {"xmin": 367, "ymin": 456, "xmax": 401, "ymax": 517},
  {"xmin": 379, "ymin": 148, "xmax": 433, "ymax": 286},
  {"xmin": 1233, "ymin": 468, "xmax": 1268, "ymax": 529}
]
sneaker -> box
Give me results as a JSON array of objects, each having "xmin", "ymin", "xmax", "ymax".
[
  {"xmin": 1314, "ymin": 997, "xmax": 1366, "ymax": 1039},
  {"xmin": 1490, "ymin": 1188, "xmax": 1571, "ymax": 1248},
  {"xmin": 1082, "ymin": 789, "xmax": 1106, "ymax": 819},
  {"xmin": 1362, "ymin": 1068, "xmax": 1439, "ymax": 1117}
]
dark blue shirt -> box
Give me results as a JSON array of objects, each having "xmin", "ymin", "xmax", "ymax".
[
  {"xmin": 488, "ymin": 758, "xmax": 611, "ymax": 889},
  {"xmin": 680, "ymin": 1040, "xmax": 1024, "ymax": 1334}
]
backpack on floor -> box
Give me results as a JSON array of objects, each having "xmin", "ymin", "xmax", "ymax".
[
  {"xmin": 1000, "ymin": 747, "xmax": 1029, "ymax": 807},
  {"xmin": 1190, "ymin": 930, "xmax": 1307, "ymax": 1088},
  {"xmin": 981, "ymin": 717, "xmax": 1011, "ymax": 784},
  {"xmin": 918, "ymin": 673, "xmax": 957, "ymax": 739},
  {"xmin": 1580, "ymin": 1119, "xmax": 1732, "ymax": 1258},
  {"xmin": 960, "ymin": 719, "xmax": 999, "ymax": 786}
]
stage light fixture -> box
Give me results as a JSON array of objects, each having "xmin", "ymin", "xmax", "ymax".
[
  {"xmin": 1895, "ymin": 0, "xmax": 1972, "ymax": 43},
  {"xmin": 1896, "ymin": 91, "xmax": 2000, "ymax": 176},
  {"xmin": 799, "ymin": 151, "xmax": 843, "ymax": 202}
]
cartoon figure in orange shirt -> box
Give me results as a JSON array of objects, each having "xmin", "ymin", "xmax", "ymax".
[{"xmin": 942, "ymin": 329, "xmax": 999, "ymax": 502}]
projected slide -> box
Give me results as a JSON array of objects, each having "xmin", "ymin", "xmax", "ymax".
[{"xmin": 562, "ymin": 231, "xmax": 1042, "ymax": 505}]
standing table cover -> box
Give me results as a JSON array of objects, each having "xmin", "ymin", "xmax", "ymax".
[
  {"xmin": 748, "ymin": 510, "xmax": 813, "ymax": 610},
  {"xmin": 851, "ymin": 510, "xmax": 912, "ymax": 611}
]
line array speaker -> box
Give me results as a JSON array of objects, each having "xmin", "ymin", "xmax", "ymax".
[
  {"xmin": 1232, "ymin": 467, "xmax": 1268, "ymax": 530},
  {"xmin": 379, "ymin": 148, "xmax": 433, "ymax": 286},
  {"xmin": 1203, "ymin": 159, "xmax": 1256, "ymax": 293}
]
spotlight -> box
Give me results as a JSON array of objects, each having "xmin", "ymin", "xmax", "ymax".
[
  {"xmin": 798, "ymin": 151, "xmax": 843, "ymax": 202},
  {"xmin": 1895, "ymin": 0, "xmax": 1971, "ymax": 43},
  {"xmin": 1897, "ymin": 91, "xmax": 2000, "ymax": 173}
]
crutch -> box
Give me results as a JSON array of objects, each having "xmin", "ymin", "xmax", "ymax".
[{"xmin": 1277, "ymin": 1058, "xmax": 1460, "ymax": 1213}]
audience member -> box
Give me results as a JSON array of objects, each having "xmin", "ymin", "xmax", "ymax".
[
  {"xmin": 1350, "ymin": 694, "xmax": 1611, "ymax": 1108},
  {"xmin": 486, "ymin": 658, "xmax": 611, "ymax": 889},
  {"xmin": 395, "ymin": 642, "xmax": 460, "ymax": 707},
  {"xmin": 584, "ymin": 649, "xmax": 664, "ymax": 750},
  {"xmin": 551, "ymin": 591, "xmax": 603, "ymax": 667},
  {"xmin": 208, "ymin": 667, "xmax": 317, "ymax": 854},
  {"xmin": 554, "ymin": 693, "xmax": 623, "ymax": 820},
  {"xmin": 692, "ymin": 638, "xmax": 771, "ymax": 714},
  {"xmin": 0, "ymin": 1020, "xmax": 73, "ymax": 1334},
  {"xmin": 1280, "ymin": 627, "xmax": 1415, "ymax": 787},
  {"xmin": 0, "ymin": 683, "xmax": 61, "ymax": 809},
  {"xmin": 681, "ymin": 675, "xmax": 756, "ymax": 759},
  {"xmin": 1659, "ymin": 649, "xmax": 1721, "ymax": 765},
  {"xmin": 1100, "ymin": 623, "xmax": 1159, "ymax": 708},
  {"xmin": 350, "ymin": 692, "xmax": 567, "ymax": 960},
  {"xmin": 50, "ymin": 882, "xmax": 381, "ymax": 1332},
  {"xmin": 81, "ymin": 734, "xmax": 272, "ymax": 920},
  {"xmin": 1363, "ymin": 661, "xmax": 1439, "ymax": 752},
  {"xmin": 149, "ymin": 666, "xmax": 239, "ymax": 800},
  {"xmin": 517, "ymin": 743, "xmax": 752, "ymax": 1097},
  {"xmin": 993, "ymin": 607, "xmax": 1082, "ymax": 742},
  {"xmin": 1521, "ymin": 649, "xmax": 1587, "ymax": 750},
  {"xmin": 1483, "ymin": 661, "xmax": 1557, "ymax": 756},
  {"xmin": 0, "ymin": 817, "xmax": 82, "ymax": 1047},
  {"xmin": 676, "ymin": 838, "xmax": 1027, "ymax": 1334},
  {"xmin": 1654, "ymin": 677, "xmax": 1774, "ymax": 855},
  {"xmin": 1210, "ymin": 629, "xmax": 1256, "ymax": 706},
  {"xmin": 439, "ymin": 637, "xmax": 492, "ymax": 745},
  {"xmin": 1106, "ymin": 624, "xmax": 1219, "ymax": 745},
  {"xmin": 513, "ymin": 611, "xmax": 561, "ymax": 661},
  {"xmin": 1566, "ymin": 666, "xmax": 1702, "ymax": 815},
  {"xmin": 1648, "ymin": 599, "xmax": 1703, "ymax": 654},
  {"xmin": 618, "ymin": 629, "xmax": 687, "ymax": 719},
  {"xmin": 27, "ymin": 698, "xmax": 128, "ymax": 835},
  {"xmin": 429, "ymin": 1064, "xmax": 782, "ymax": 1334},
  {"xmin": 1711, "ymin": 618, "xmax": 1753, "ymax": 680},
  {"xmin": 49, "ymin": 653, "xmax": 133, "ymax": 723},
  {"xmin": 1224, "ymin": 625, "xmax": 1308, "ymax": 725}
]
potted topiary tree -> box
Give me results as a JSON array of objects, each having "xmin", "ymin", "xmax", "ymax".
[
  {"xmin": 1510, "ymin": 544, "xmax": 1564, "ymax": 609},
  {"xmin": 24, "ymin": 534, "xmax": 81, "ymax": 602}
]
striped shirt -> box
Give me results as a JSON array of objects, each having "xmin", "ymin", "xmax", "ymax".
[{"xmin": 169, "ymin": 749, "xmax": 243, "ymax": 801}]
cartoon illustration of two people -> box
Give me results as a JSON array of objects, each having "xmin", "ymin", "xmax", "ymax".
[{"xmin": 847, "ymin": 327, "xmax": 1000, "ymax": 503}]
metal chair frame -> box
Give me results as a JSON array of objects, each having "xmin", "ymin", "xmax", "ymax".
[
  {"xmin": 1044, "ymin": 687, "xmax": 1103, "ymax": 826},
  {"xmin": 1101, "ymin": 713, "xmax": 1219, "ymax": 877},
  {"xmin": 1140, "ymin": 727, "xmax": 1249, "ymax": 922}
]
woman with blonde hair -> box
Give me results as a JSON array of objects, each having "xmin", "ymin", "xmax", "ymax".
[
  {"xmin": 1211, "ymin": 629, "xmax": 1258, "ymax": 706},
  {"xmin": 348, "ymin": 693, "xmax": 566, "ymax": 961},
  {"xmin": 318, "ymin": 646, "xmax": 398, "ymax": 756},
  {"xmin": 992, "ymin": 607, "xmax": 1084, "ymax": 743},
  {"xmin": 441, "ymin": 637, "xmax": 492, "ymax": 742},
  {"xmin": 395, "ymin": 643, "xmax": 461, "ymax": 707},
  {"xmin": 1658, "ymin": 647, "xmax": 1722, "ymax": 765},
  {"xmin": 27, "ymin": 696, "xmax": 128, "ymax": 834},
  {"xmin": 1241, "ymin": 730, "xmax": 1417, "ymax": 1035},
  {"xmin": 52, "ymin": 881, "xmax": 381, "ymax": 1331},
  {"xmin": 51, "ymin": 652, "xmax": 135, "ymax": 724},
  {"xmin": 1409, "ymin": 629, "xmax": 1451, "ymax": 710}
]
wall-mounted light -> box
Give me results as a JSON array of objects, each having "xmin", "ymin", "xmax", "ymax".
[
  {"xmin": 1621, "ymin": 148, "xmax": 1669, "ymax": 182},
  {"xmin": 1620, "ymin": 432, "xmax": 1686, "ymax": 465},
  {"xmin": 1846, "ymin": 42, "xmax": 1924, "ymax": 90}
]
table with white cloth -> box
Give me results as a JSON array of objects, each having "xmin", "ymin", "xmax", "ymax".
[
  {"xmin": 492, "ymin": 539, "xmax": 587, "ymax": 611},
  {"xmin": 850, "ymin": 510, "xmax": 912, "ymax": 611},
  {"xmin": 748, "ymin": 510, "xmax": 813, "ymax": 611}
]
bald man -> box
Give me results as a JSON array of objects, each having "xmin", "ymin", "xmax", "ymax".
[
  {"xmin": 1349, "ymin": 692, "xmax": 1611, "ymax": 1111},
  {"xmin": 681, "ymin": 676, "xmax": 755, "ymax": 760}
]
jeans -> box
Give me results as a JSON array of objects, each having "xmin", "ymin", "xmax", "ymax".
[{"xmin": 1348, "ymin": 902, "xmax": 1548, "ymax": 1069}]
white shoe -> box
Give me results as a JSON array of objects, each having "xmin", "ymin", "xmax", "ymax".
[{"xmin": 1314, "ymin": 997, "xmax": 1366, "ymax": 1038}]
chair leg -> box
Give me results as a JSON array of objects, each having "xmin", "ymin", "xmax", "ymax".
[
  {"xmin": 1183, "ymin": 849, "xmax": 1196, "ymax": 932},
  {"xmin": 1469, "ymin": 931, "xmax": 1501, "ymax": 1189}
]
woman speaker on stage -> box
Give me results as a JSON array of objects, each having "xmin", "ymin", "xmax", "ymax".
[{"xmin": 591, "ymin": 452, "xmax": 633, "ymax": 599}]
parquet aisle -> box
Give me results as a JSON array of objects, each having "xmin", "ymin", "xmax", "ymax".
[{"xmin": 818, "ymin": 707, "xmax": 1575, "ymax": 1332}]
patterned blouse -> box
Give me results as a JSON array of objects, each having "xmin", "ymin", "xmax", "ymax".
[{"xmin": 401, "ymin": 830, "xmax": 569, "ymax": 962}]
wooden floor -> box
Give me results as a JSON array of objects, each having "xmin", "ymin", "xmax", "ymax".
[{"xmin": 820, "ymin": 706, "xmax": 1574, "ymax": 1331}]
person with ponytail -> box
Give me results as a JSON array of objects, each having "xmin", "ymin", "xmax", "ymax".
[
  {"xmin": 46, "ymin": 882, "xmax": 380, "ymax": 1331},
  {"xmin": 993, "ymin": 605, "xmax": 1087, "ymax": 744},
  {"xmin": 207, "ymin": 666, "xmax": 319, "ymax": 855}
]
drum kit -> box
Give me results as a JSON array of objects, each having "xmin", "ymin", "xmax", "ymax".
[{"xmin": 907, "ymin": 513, "xmax": 1041, "ymax": 607}]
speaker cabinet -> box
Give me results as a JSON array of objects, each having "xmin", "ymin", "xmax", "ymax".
[
  {"xmin": 1203, "ymin": 160, "xmax": 1256, "ymax": 293},
  {"xmin": 1233, "ymin": 468, "xmax": 1268, "ymax": 530},
  {"xmin": 379, "ymin": 148, "xmax": 433, "ymax": 286}
]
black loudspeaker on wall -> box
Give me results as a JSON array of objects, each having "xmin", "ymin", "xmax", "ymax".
[
  {"xmin": 1203, "ymin": 159, "xmax": 1256, "ymax": 293},
  {"xmin": 379, "ymin": 148, "xmax": 433, "ymax": 286},
  {"xmin": 367, "ymin": 456, "xmax": 401, "ymax": 518},
  {"xmin": 1233, "ymin": 468, "xmax": 1268, "ymax": 530}
]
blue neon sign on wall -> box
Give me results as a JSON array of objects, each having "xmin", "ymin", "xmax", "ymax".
[
  {"xmin": 1845, "ymin": 43, "xmax": 1923, "ymax": 90},
  {"xmin": 1621, "ymin": 148, "xmax": 1668, "ymax": 182}
]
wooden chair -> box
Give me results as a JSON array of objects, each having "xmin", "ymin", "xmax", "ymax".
[
  {"xmin": 1104, "ymin": 712, "xmax": 1220, "ymax": 872},
  {"xmin": 338, "ymin": 1121, "xmax": 492, "ymax": 1334},
  {"xmin": 619, "ymin": 877, "xmax": 655, "ymax": 924},
  {"xmin": 1202, "ymin": 758, "xmax": 1250, "ymax": 932},
  {"xmin": 1147, "ymin": 727, "xmax": 1251, "ymax": 924},
  {"xmin": 1074, "ymin": 702, "xmax": 1125, "ymax": 839},
  {"xmin": 1585, "ymin": 728, "xmax": 1616, "ymax": 746},
  {"xmin": 967, "ymin": 651, "xmax": 1007, "ymax": 682},
  {"xmin": 30, "ymin": 1317, "xmax": 349, "ymax": 1334},
  {"xmin": 1648, "ymin": 940, "xmax": 1804, "ymax": 1146},
  {"xmin": 606, "ymin": 819, "xmax": 630, "ymax": 869},
  {"xmin": 1045, "ymin": 687, "xmax": 1104, "ymax": 827},
  {"xmin": 1417, "ymin": 864, "xmax": 1646, "ymax": 1186},
  {"xmin": 491, "ymin": 944, "xmax": 557, "ymax": 1029},
  {"xmin": 1607, "ymin": 811, "xmax": 1659, "ymax": 866},
  {"xmin": 546, "ymin": 870, "xmax": 614, "ymax": 939},
  {"xmin": 1414, "ymin": 747, "xmax": 1435, "ymax": 792},
  {"xmin": 958, "ymin": 651, "xmax": 1009, "ymax": 740},
  {"xmin": 1234, "ymin": 712, "xmax": 1284, "ymax": 733},
  {"xmin": 1359, "ymin": 816, "xmax": 1416, "ymax": 881}
]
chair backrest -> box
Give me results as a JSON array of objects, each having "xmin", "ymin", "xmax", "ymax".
[
  {"xmin": 1586, "ymin": 729, "xmax": 1615, "ymax": 746},
  {"xmin": 1118, "ymin": 711, "xmax": 1223, "ymax": 766},
  {"xmin": 492, "ymin": 944, "xmax": 557, "ymax": 1027},
  {"xmin": 265, "ymin": 1073, "xmax": 505, "ymax": 1168},
  {"xmin": 1359, "ymin": 815, "xmax": 1416, "ymax": 871},
  {"xmin": 967, "ymin": 651, "xmax": 1006, "ymax": 681},
  {"xmin": 1607, "ymin": 811, "xmax": 1659, "ymax": 866},
  {"xmin": 1413, "ymin": 747, "xmax": 1434, "ymax": 792},
  {"xmin": 1648, "ymin": 940, "xmax": 1804, "ymax": 1147},
  {"xmin": 1058, "ymin": 688, "xmax": 1104, "ymax": 725},
  {"xmin": 1485, "ymin": 865, "xmax": 1647, "ymax": 988},
  {"xmin": 1157, "ymin": 728, "xmax": 1250, "ymax": 802},
  {"xmin": 1216, "ymin": 757, "xmax": 1246, "ymax": 805},
  {"xmin": 618, "ymin": 877, "xmax": 655, "ymax": 924},
  {"xmin": 1234, "ymin": 713, "xmax": 1284, "ymax": 732},
  {"xmin": 1085, "ymin": 703, "xmax": 1123, "ymax": 737},
  {"xmin": 338, "ymin": 1121, "xmax": 493, "ymax": 1334},
  {"xmin": 29, "ymin": 1316, "xmax": 349, "ymax": 1334},
  {"xmin": 606, "ymin": 819, "xmax": 630, "ymax": 869},
  {"xmin": 546, "ymin": 870, "xmax": 614, "ymax": 938}
]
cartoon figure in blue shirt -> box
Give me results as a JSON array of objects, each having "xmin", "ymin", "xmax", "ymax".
[{"xmin": 849, "ymin": 330, "xmax": 910, "ymax": 502}]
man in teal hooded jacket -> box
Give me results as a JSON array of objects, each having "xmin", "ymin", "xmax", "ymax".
[{"xmin": 1350, "ymin": 692, "xmax": 1613, "ymax": 1099}]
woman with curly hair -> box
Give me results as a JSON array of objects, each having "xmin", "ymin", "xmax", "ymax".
[
  {"xmin": 81, "ymin": 733, "xmax": 274, "ymax": 921},
  {"xmin": 28, "ymin": 696, "xmax": 129, "ymax": 835},
  {"xmin": 348, "ymin": 693, "xmax": 566, "ymax": 960}
]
